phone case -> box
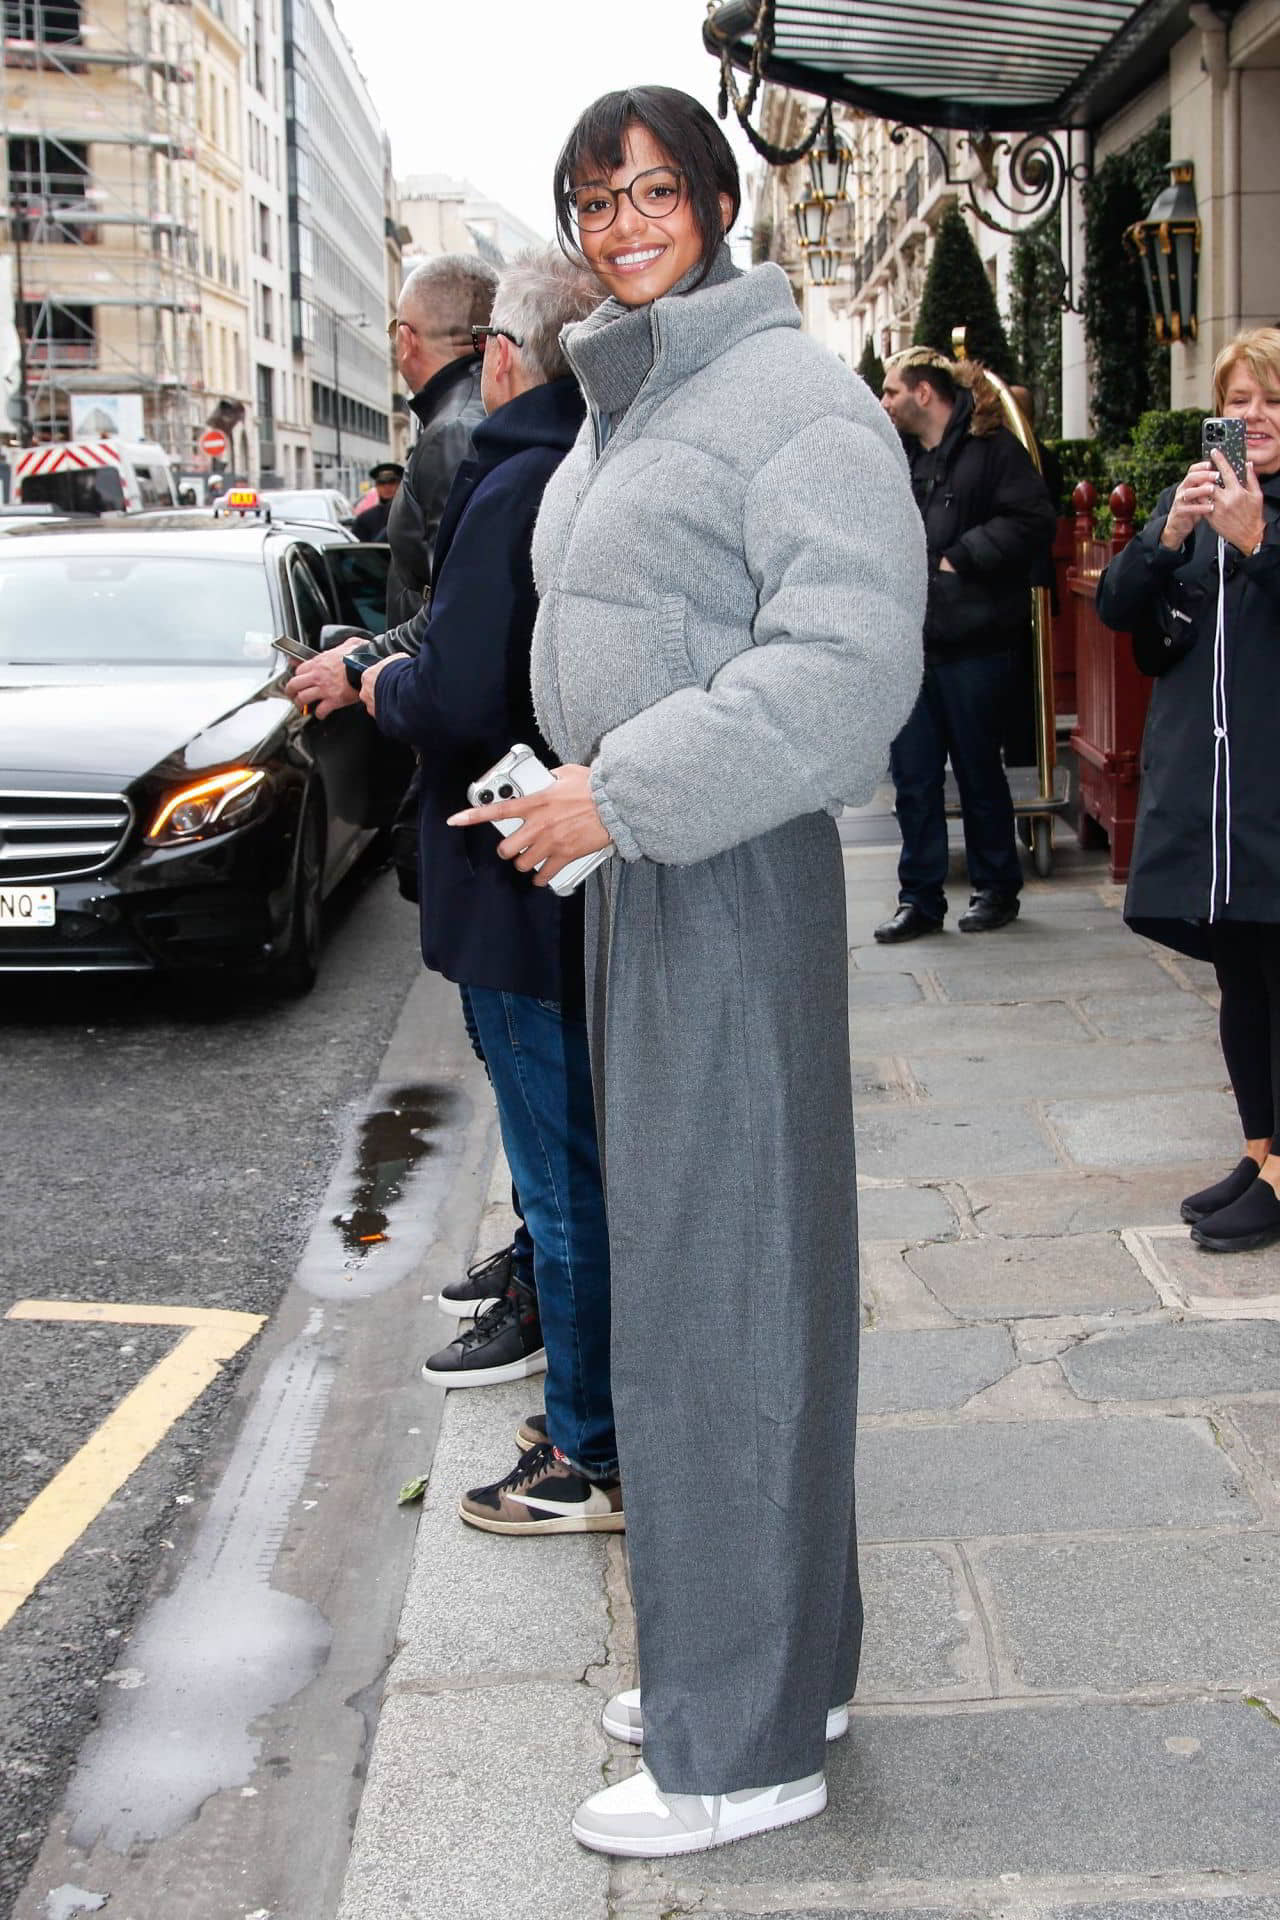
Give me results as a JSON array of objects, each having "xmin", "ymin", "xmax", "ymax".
[
  {"xmin": 1202, "ymin": 417, "xmax": 1248, "ymax": 486},
  {"xmin": 467, "ymin": 746, "xmax": 613, "ymax": 897}
]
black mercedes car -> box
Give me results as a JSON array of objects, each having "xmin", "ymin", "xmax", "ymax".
[{"xmin": 0, "ymin": 514, "xmax": 405, "ymax": 990}]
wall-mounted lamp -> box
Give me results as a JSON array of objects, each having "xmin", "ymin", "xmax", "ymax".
[{"xmin": 1125, "ymin": 161, "xmax": 1200, "ymax": 344}]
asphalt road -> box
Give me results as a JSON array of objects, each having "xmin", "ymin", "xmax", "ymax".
[{"xmin": 0, "ymin": 862, "xmax": 427, "ymax": 1918}]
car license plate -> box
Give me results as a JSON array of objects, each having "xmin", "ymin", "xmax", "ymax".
[{"xmin": 0, "ymin": 885, "xmax": 55, "ymax": 929}]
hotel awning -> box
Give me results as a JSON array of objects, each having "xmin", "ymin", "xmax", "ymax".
[{"xmin": 703, "ymin": 0, "xmax": 1212, "ymax": 134}]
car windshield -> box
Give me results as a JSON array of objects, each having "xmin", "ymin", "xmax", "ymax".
[
  {"xmin": 268, "ymin": 491, "xmax": 343, "ymax": 523},
  {"xmin": 0, "ymin": 553, "xmax": 279, "ymax": 666}
]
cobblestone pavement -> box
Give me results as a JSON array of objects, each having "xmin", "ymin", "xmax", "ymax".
[{"xmin": 338, "ymin": 821, "xmax": 1280, "ymax": 1920}]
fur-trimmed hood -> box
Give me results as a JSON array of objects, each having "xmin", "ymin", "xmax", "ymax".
[{"xmin": 952, "ymin": 362, "xmax": 1010, "ymax": 439}]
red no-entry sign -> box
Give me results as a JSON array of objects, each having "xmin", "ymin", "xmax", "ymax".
[{"xmin": 200, "ymin": 428, "xmax": 229, "ymax": 459}]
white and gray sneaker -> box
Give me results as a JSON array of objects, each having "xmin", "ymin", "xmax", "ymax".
[
  {"xmin": 601, "ymin": 1688, "xmax": 849, "ymax": 1746},
  {"xmin": 571, "ymin": 1761, "xmax": 826, "ymax": 1857}
]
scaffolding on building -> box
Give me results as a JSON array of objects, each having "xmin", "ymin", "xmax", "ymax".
[{"xmin": 1, "ymin": 0, "xmax": 204, "ymax": 451}]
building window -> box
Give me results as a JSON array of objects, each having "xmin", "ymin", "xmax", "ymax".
[
  {"xmin": 257, "ymin": 362, "xmax": 274, "ymax": 422},
  {"xmin": 18, "ymin": 299, "xmax": 95, "ymax": 366},
  {"xmin": 7, "ymin": 136, "xmax": 92, "ymax": 243},
  {"xmin": 4, "ymin": 0, "xmax": 82, "ymax": 42}
]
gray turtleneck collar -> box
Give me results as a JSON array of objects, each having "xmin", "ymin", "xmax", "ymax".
[{"xmin": 563, "ymin": 241, "xmax": 742, "ymax": 428}]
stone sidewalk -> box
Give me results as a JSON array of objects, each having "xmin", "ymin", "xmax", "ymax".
[{"xmin": 337, "ymin": 821, "xmax": 1280, "ymax": 1920}]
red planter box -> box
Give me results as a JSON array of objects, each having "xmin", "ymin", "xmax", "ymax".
[{"xmin": 1066, "ymin": 484, "xmax": 1152, "ymax": 883}]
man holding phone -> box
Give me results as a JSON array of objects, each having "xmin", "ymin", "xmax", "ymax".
[{"xmin": 355, "ymin": 250, "xmax": 623, "ymax": 1534}]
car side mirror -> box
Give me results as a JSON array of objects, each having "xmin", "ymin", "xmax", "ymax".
[{"xmin": 319, "ymin": 623, "xmax": 372, "ymax": 651}]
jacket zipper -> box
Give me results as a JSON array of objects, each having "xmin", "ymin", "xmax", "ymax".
[{"xmin": 547, "ymin": 308, "xmax": 667, "ymax": 742}]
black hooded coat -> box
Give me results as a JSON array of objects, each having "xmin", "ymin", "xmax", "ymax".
[{"xmin": 1096, "ymin": 470, "xmax": 1280, "ymax": 959}]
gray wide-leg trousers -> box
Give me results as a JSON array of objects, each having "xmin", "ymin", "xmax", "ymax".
[{"xmin": 586, "ymin": 810, "xmax": 862, "ymax": 1795}]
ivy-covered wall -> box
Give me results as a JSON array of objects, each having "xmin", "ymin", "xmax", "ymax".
[
  {"xmin": 1082, "ymin": 115, "xmax": 1172, "ymax": 443},
  {"xmin": 1009, "ymin": 223, "xmax": 1064, "ymax": 439}
]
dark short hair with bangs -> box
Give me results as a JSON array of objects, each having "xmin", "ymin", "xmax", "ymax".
[{"xmin": 553, "ymin": 86, "xmax": 741, "ymax": 288}]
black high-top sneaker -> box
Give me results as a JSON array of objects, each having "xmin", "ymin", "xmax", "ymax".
[
  {"xmin": 440, "ymin": 1244, "xmax": 518, "ymax": 1314},
  {"xmin": 421, "ymin": 1281, "xmax": 545, "ymax": 1388}
]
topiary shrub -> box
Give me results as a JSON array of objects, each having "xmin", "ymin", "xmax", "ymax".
[
  {"xmin": 1108, "ymin": 408, "xmax": 1205, "ymax": 521},
  {"xmin": 857, "ymin": 336, "xmax": 885, "ymax": 397},
  {"xmin": 1044, "ymin": 437, "xmax": 1108, "ymax": 515},
  {"xmin": 913, "ymin": 203, "xmax": 1014, "ymax": 378}
]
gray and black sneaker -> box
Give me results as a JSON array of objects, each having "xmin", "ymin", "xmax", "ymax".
[
  {"xmin": 517, "ymin": 1411, "xmax": 548, "ymax": 1451},
  {"xmin": 459, "ymin": 1442, "xmax": 624, "ymax": 1535},
  {"xmin": 441, "ymin": 1244, "xmax": 518, "ymax": 1314},
  {"xmin": 422, "ymin": 1284, "xmax": 546, "ymax": 1389}
]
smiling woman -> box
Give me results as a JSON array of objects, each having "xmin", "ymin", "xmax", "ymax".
[
  {"xmin": 1097, "ymin": 326, "xmax": 1280, "ymax": 1255},
  {"xmin": 490, "ymin": 83, "xmax": 928, "ymax": 1860}
]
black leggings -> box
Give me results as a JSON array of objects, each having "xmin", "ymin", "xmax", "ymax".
[{"xmin": 1210, "ymin": 921, "xmax": 1280, "ymax": 1141}]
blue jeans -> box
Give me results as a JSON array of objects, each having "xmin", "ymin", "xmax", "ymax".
[
  {"xmin": 458, "ymin": 986, "xmax": 534, "ymax": 1290},
  {"xmin": 889, "ymin": 652, "xmax": 1023, "ymax": 921},
  {"xmin": 463, "ymin": 986, "xmax": 616, "ymax": 1479}
]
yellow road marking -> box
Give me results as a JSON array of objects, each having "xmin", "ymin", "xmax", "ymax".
[{"xmin": 0, "ymin": 1300, "xmax": 265, "ymax": 1633}]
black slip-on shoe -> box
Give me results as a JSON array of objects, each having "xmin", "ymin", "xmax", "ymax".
[
  {"xmin": 440, "ymin": 1243, "xmax": 519, "ymax": 1313},
  {"xmin": 517, "ymin": 1411, "xmax": 548, "ymax": 1451},
  {"xmin": 1191, "ymin": 1178, "xmax": 1280, "ymax": 1253},
  {"xmin": 1181, "ymin": 1157, "xmax": 1261, "ymax": 1225},
  {"xmin": 957, "ymin": 891, "xmax": 1020, "ymax": 933},
  {"xmin": 422, "ymin": 1285, "xmax": 546, "ymax": 1388},
  {"xmin": 874, "ymin": 903, "xmax": 944, "ymax": 944},
  {"xmin": 459, "ymin": 1442, "xmax": 624, "ymax": 1535}
]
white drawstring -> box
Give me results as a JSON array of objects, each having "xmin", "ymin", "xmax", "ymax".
[{"xmin": 1208, "ymin": 533, "xmax": 1232, "ymax": 919}]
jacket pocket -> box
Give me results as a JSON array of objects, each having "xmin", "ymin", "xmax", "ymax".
[
  {"xmin": 657, "ymin": 593, "xmax": 697, "ymax": 691},
  {"xmin": 925, "ymin": 567, "xmax": 999, "ymax": 647}
]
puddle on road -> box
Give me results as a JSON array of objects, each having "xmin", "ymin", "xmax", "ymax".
[
  {"xmin": 330, "ymin": 1084, "xmax": 453, "ymax": 1261},
  {"xmin": 299, "ymin": 1080, "xmax": 466, "ymax": 1301}
]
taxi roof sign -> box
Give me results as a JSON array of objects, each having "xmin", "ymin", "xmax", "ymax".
[{"xmin": 224, "ymin": 489, "xmax": 260, "ymax": 511}]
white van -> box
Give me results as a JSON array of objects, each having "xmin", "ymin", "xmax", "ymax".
[{"xmin": 14, "ymin": 440, "xmax": 181, "ymax": 515}]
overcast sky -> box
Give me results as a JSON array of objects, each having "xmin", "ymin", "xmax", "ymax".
[{"xmin": 329, "ymin": 0, "xmax": 760, "ymax": 259}]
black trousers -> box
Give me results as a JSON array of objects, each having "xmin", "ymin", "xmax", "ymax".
[
  {"xmin": 1209, "ymin": 921, "xmax": 1280, "ymax": 1140},
  {"xmin": 889, "ymin": 652, "xmax": 1023, "ymax": 921}
]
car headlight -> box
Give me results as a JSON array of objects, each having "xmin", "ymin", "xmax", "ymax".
[{"xmin": 148, "ymin": 767, "xmax": 267, "ymax": 842}]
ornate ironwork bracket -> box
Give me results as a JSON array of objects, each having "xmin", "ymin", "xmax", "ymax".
[{"xmin": 890, "ymin": 125, "xmax": 1091, "ymax": 313}]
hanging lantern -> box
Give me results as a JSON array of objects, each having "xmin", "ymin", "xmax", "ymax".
[
  {"xmin": 793, "ymin": 196, "xmax": 829, "ymax": 248},
  {"xmin": 1124, "ymin": 162, "xmax": 1200, "ymax": 344},
  {"xmin": 806, "ymin": 112, "xmax": 852, "ymax": 204},
  {"xmin": 806, "ymin": 247, "xmax": 841, "ymax": 288}
]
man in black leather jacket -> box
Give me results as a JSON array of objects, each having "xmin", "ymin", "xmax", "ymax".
[
  {"xmin": 289, "ymin": 253, "xmax": 497, "ymax": 717},
  {"xmin": 875, "ymin": 349, "xmax": 1055, "ymax": 940}
]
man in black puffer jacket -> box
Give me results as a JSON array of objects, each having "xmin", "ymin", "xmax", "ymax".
[
  {"xmin": 289, "ymin": 254, "xmax": 497, "ymax": 719},
  {"xmin": 876, "ymin": 349, "xmax": 1055, "ymax": 940}
]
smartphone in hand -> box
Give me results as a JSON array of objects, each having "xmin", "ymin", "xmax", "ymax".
[
  {"xmin": 1202, "ymin": 417, "xmax": 1248, "ymax": 486},
  {"xmin": 273, "ymin": 634, "xmax": 317, "ymax": 663}
]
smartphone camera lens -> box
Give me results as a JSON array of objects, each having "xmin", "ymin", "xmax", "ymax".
[
  {"xmin": 497, "ymin": 783, "xmax": 515, "ymax": 799},
  {"xmin": 477, "ymin": 788, "xmax": 494, "ymax": 806}
]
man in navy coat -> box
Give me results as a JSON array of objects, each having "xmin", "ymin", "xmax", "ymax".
[{"xmin": 357, "ymin": 251, "xmax": 621, "ymax": 1536}]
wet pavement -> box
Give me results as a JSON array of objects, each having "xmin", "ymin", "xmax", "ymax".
[{"xmin": 0, "ymin": 865, "xmax": 428, "ymax": 1916}]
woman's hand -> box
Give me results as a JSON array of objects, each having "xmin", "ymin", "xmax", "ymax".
[
  {"xmin": 1160, "ymin": 459, "xmax": 1219, "ymax": 549},
  {"xmin": 1204, "ymin": 448, "xmax": 1267, "ymax": 556},
  {"xmin": 447, "ymin": 763, "xmax": 611, "ymax": 886},
  {"xmin": 358, "ymin": 653, "xmax": 409, "ymax": 720}
]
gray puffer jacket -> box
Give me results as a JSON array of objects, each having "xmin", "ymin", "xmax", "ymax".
[{"xmin": 530, "ymin": 261, "xmax": 926, "ymax": 867}]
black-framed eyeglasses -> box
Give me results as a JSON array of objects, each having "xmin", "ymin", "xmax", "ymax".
[
  {"xmin": 470, "ymin": 324, "xmax": 524, "ymax": 357},
  {"xmin": 567, "ymin": 165, "xmax": 685, "ymax": 234}
]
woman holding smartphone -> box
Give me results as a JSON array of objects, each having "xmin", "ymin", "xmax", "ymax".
[
  {"xmin": 1098, "ymin": 327, "xmax": 1280, "ymax": 1252},
  {"xmin": 449, "ymin": 86, "xmax": 925, "ymax": 1855}
]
